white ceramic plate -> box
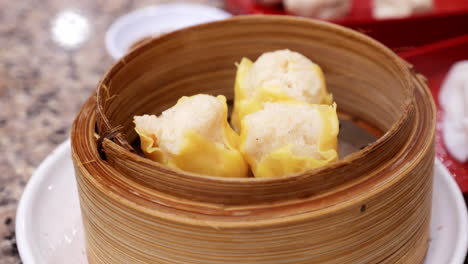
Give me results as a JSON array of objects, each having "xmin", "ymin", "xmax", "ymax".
[
  {"xmin": 105, "ymin": 3, "xmax": 231, "ymax": 60},
  {"xmin": 16, "ymin": 139, "xmax": 468, "ymax": 264}
]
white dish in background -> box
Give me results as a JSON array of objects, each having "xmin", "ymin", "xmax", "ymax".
[
  {"xmin": 105, "ymin": 3, "xmax": 232, "ymax": 60},
  {"xmin": 16, "ymin": 139, "xmax": 468, "ymax": 264}
]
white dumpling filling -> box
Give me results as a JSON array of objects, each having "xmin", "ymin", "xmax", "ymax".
[
  {"xmin": 245, "ymin": 49, "xmax": 326, "ymax": 104},
  {"xmin": 242, "ymin": 103, "xmax": 324, "ymax": 161},
  {"xmin": 439, "ymin": 61, "xmax": 468, "ymax": 163},
  {"xmin": 134, "ymin": 94, "xmax": 225, "ymax": 155}
]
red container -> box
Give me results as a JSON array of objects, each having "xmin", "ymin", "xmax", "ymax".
[
  {"xmin": 339, "ymin": 11, "xmax": 468, "ymax": 51},
  {"xmin": 226, "ymin": 0, "xmax": 468, "ymax": 51},
  {"xmin": 399, "ymin": 35, "xmax": 468, "ymax": 194},
  {"xmin": 226, "ymin": 0, "xmax": 468, "ymax": 21}
]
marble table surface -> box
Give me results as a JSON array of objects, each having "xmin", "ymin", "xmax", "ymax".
[{"xmin": 0, "ymin": 1, "xmax": 222, "ymax": 263}]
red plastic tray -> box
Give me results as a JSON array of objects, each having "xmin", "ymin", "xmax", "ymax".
[
  {"xmin": 399, "ymin": 35, "xmax": 468, "ymax": 194},
  {"xmin": 339, "ymin": 11, "xmax": 468, "ymax": 52},
  {"xmin": 226, "ymin": 1, "xmax": 468, "ymax": 52},
  {"xmin": 226, "ymin": 0, "xmax": 468, "ymax": 21}
]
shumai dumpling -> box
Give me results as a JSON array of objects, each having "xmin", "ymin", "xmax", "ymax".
[
  {"xmin": 134, "ymin": 94, "xmax": 248, "ymax": 178},
  {"xmin": 240, "ymin": 102, "xmax": 339, "ymax": 178},
  {"xmin": 231, "ymin": 49, "xmax": 333, "ymax": 131}
]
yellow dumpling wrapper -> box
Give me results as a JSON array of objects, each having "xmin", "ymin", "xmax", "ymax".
[
  {"xmin": 240, "ymin": 102, "xmax": 339, "ymax": 178},
  {"xmin": 134, "ymin": 94, "xmax": 248, "ymax": 178},
  {"xmin": 231, "ymin": 49, "xmax": 333, "ymax": 131}
]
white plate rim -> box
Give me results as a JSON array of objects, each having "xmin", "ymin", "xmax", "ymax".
[
  {"xmin": 16, "ymin": 139, "xmax": 468, "ymax": 263},
  {"xmin": 434, "ymin": 158, "xmax": 468, "ymax": 264},
  {"xmin": 16, "ymin": 139, "xmax": 72, "ymax": 264},
  {"xmin": 105, "ymin": 3, "xmax": 231, "ymax": 60}
]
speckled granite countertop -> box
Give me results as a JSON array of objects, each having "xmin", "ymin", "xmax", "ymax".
[{"xmin": 0, "ymin": 1, "xmax": 222, "ymax": 263}]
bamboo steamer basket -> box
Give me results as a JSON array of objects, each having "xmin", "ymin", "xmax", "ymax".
[{"xmin": 71, "ymin": 15, "xmax": 436, "ymax": 264}]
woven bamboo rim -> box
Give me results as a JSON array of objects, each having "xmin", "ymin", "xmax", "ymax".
[{"xmin": 71, "ymin": 16, "xmax": 436, "ymax": 263}]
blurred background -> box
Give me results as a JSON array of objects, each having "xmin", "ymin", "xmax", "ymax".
[{"xmin": 0, "ymin": 0, "xmax": 467, "ymax": 263}]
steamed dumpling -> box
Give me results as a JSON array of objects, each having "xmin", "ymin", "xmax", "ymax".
[
  {"xmin": 231, "ymin": 49, "xmax": 332, "ymax": 131},
  {"xmin": 239, "ymin": 102, "xmax": 339, "ymax": 178},
  {"xmin": 134, "ymin": 94, "xmax": 248, "ymax": 178}
]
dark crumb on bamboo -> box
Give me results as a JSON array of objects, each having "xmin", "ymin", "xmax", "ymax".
[{"xmin": 360, "ymin": 204, "xmax": 367, "ymax": 213}]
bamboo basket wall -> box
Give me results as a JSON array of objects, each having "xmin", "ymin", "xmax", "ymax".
[{"xmin": 71, "ymin": 16, "xmax": 436, "ymax": 264}]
